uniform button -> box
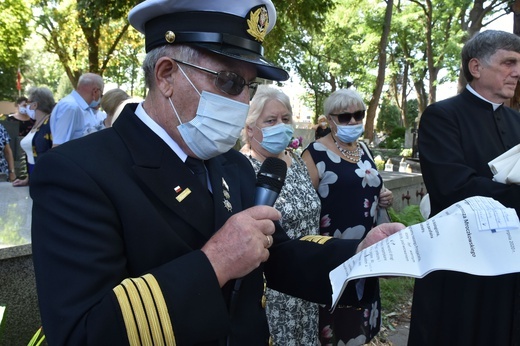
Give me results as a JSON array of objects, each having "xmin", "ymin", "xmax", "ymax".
[{"xmin": 261, "ymin": 295, "xmax": 267, "ymax": 308}]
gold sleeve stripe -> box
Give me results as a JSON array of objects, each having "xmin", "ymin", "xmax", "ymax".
[
  {"xmin": 134, "ymin": 276, "xmax": 173, "ymax": 344},
  {"xmin": 114, "ymin": 284, "xmax": 140, "ymax": 345},
  {"xmin": 300, "ymin": 235, "xmax": 333, "ymax": 244},
  {"xmin": 142, "ymin": 275, "xmax": 175, "ymax": 343},
  {"xmin": 113, "ymin": 274, "xmax": 176, "ymax": 346},
  {"xmin": 122, "ymin": 279, "xmax": 153, "ymax": 345}
]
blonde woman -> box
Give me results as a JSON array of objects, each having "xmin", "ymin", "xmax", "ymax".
[{"xmin": 240, "ymin": 85, "xmax": 321, "ymax": 345}]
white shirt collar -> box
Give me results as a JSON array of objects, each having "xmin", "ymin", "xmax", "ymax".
[
  {"xmin": 466, "ymin": 85, "xmax": 502, "ymax": 111},
  {"xmin": 134, "ymin": 102, "xmax": 188, "ymax": 162}
]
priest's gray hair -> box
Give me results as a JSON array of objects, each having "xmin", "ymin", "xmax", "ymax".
[{"xmin": 461, "ymin": 30, "xmax": 520, "ymax": 82}]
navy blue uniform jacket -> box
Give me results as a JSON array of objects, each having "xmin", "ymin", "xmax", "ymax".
[{"xmin": 31, "ymin": 104, "xmax": 364, "ymax": 345}]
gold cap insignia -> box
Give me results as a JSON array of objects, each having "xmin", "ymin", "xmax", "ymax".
[
  {"xmin": 246, "ymin": 6, "xmax": 269, "ymax": 42},
  {"xmin": 165, "ymin": 31, "xmax": 176, "ymax": 43}
]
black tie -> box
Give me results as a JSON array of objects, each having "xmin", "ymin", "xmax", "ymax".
[{"xmin": 185, "ymin": 157, "xmax": 208, "ymax": 189}]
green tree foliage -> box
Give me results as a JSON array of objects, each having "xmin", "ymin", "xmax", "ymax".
[
  {"xmin": 376, "ymin": 97, "xmax": 418, "ymax": 131},
  {"xmin": 33, "ymin": 0, "xmax": 141, "ymax": 87},
  {"xmin": 377, "ymin": 97, "xmax": 401, "ymax": 133},
  {"xmin": 390, "ymin": 0, "xmax": 510, "ymax": 115},
  {"xmin": 268, "ymin": 0, "xmax": 346, "ymax": 119},
  {"xmin": 21, "ymin": 34, "xmax": 66, "ymax": 98},
  {"xmin": 267, "ymin": 0, "xmax": 335, "ymax": 69},
  {"xmin": 406, "ymin": 98, "xmax": 419, "ymax": 127},
  {"xmin": 0, "ymin": 0, "xmax": 31, "ymax": 100},
  {"xmin": 0, "ymin": 0, "xmax": 513, "ymax": 113},
  {"xmin": 271, "ymin": 0, "xmax": 510, "ymax": 128},
  {"xmin": 273, "ymin": 0, "xmax": 384, "ymax": 121},
  {"xmin": 102, "ymin": 28, "xmax": 145, "ymax": 97}
]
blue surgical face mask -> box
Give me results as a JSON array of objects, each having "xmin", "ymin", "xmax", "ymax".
[
  {"xmin": 169, "ymin": 65, "xmax": 250, "ymax": 160},
  {"xmin": 254, "ymin": 123, "xmax": 294, "ymax": 154},
  {"xmin": 89, "ymin": 97, "xmax": 101, "ymax": 108},
  {"xmin": 332, "ymin": 119, "xmax": 364, "ymax": 143},
  {"xmin": 18, "ymin": 106, "xmax": 28, "ymax": 115}
]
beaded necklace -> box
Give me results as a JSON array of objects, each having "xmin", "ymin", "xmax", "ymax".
[{"xmin": 332, "ymin": 134, "xmax": 363, "ymax": 162}]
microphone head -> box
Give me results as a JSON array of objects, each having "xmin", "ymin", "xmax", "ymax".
[{"xmin": 256, "ymin": 157, "xmax": 287, "ymax": 193}]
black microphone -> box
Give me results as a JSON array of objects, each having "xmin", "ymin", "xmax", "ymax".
[
  {"xmin": 228, "ymin": 157, "xmax": 287, "ymax": 341},
  {"xmin": 254, "ymin": 157, "xmax": 287, "ymax": 206}
]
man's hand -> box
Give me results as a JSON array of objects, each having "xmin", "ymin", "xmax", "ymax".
[
  {"xmin": 202, "ymin": 206, "xmax": 281, "ymax": 287},
  {"xmin": 356, "ymin": 222, "xmax": 406, "ymax": 253}
]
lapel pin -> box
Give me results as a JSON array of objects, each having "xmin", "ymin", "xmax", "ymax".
[
  {"xmin": 222, "ymin": 178, "xmax": 229, "ymax": 191},
  {"xmin": 223, "ymin": 199, "xmax": 232, "ymax": 212},
  {"xmin": 176, "ymin": 188, "xmax": 191, "ymax": 202},
  {"xmin": 222, "ymin": 178, "xmax": 232, "ymax": 212}
]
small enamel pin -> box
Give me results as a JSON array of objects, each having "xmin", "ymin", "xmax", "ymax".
[{"xmin": 175, "ymin": 186, "xmax": 192, "ymax": 202}]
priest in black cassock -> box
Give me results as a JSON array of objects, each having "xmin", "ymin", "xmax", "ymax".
[{"xmin": 411, "ymin": 30, "xmax": 520, "ymax": 346}]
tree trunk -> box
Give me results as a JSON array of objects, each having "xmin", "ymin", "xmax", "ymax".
[{"xmin": 366, "ymin": 0, "xmax": 393, "ymax": 142}]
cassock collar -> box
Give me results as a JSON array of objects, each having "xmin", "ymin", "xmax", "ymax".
[{"xmin": 466, "ymin": 85, "xmax": 502, "ymax": 111}]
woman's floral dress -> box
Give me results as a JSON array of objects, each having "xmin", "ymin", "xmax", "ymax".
[
  {"xmin": 0, "ymin": 124, "xmax": 11, "ymax": 177},
  {"xmin": 306, "ymin": 141, "xmax": 383, "ymax": 346},
  {"xmin": 246, "ymin": 152, "xmax": 321, "ymax": 346}
]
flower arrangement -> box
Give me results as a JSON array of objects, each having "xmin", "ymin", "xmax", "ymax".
[
  {"xmin": 288, "ymin": 136, "xmax": 303, "ymax": 149},
  {"xmin": 287, "ymin": 136, "xmax": 304, "ymax": 155}
]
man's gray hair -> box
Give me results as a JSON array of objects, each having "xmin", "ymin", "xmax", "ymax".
[
  {"xmin": 78, "ymin": 73, "xmax": 104, "ymax": 89},
  {"xmin": 142, "ymin": 45, "xmax": 200, "ymax": 89},
  {"xmin": 461, "ymin": 30, "xmax": 520, "ymax": 82}
]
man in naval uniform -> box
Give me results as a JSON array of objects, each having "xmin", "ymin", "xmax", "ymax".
[{"xmin": 30, "ymin": 1, "xmax": 404, "ymax": 345}]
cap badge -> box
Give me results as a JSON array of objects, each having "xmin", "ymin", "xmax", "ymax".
[
  {"xmin": 246, "ymin": 6, "xmax": 269, "ymax": 42},
  {"xmin": 165, "ymin": 31, "xmax": 176, "ymax": 43}
]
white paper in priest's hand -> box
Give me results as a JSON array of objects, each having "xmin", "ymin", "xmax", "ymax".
[{"xmin": 488, "ymin": 144, "xmax": 520, "ymax": 184}]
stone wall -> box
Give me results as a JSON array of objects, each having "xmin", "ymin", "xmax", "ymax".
[
  {"xmin": 380, "ymin": 171, "xmax": 427, "ymax": 213},
  {"xmin": 0, "ymin": 246, "xmax": 42, "ymax": 346}
]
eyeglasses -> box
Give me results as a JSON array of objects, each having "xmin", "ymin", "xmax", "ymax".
[
  {"xmin": 329, "ymin": 110, "xmax": 365, "ymax": 124},
  {"xmin": 171, "ymin": 58, "xmax": 259, "ymax": 99}
]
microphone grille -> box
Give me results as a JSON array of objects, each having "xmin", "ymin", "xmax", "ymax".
[{"xmin": 256, "ymin": 157, "xmax": 287, "ymax": 191}]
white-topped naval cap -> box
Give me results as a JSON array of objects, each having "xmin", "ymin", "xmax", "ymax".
[{"xmin": 128, "ymin": 0, "xmax": 288, "ymax": 81}]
